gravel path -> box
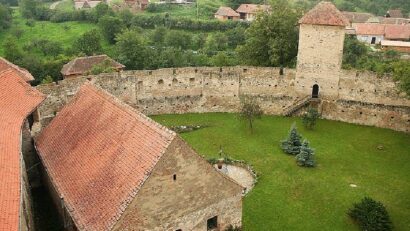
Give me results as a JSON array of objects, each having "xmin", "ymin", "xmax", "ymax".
[{"xmin": 214, "ymin": 164, "xmax": 256, "ymax": 194}]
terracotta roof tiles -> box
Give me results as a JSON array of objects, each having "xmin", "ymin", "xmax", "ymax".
[
  {"xmin": 236, "ymin": 4, "xmax": 270, "ymax": 14},
  {"xmin": 0, "ymin": 58, "xmax": 35, "ymax": 82},
  {"xmin": 0, "ymin": 69, "xmax": 45, "ymax": 231},
  {"xmin": 36, "ymin": 83, "xmax": 176, "ymax": 231},
  {"xmin": 215, "ymin": 6, "xmax": 240, "ymax": 17},
  {"xmin": 61, "ymin": 55, "xmax": 125, "ymax": 77},
  {"xmin": 299, "ymin": 1, "xmax": 349, "ymax": 27}
]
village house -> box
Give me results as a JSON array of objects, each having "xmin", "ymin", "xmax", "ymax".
[
  {"xmin": 214, "ymin": 6, "xmax": 240, "ymax": 21},
  {"xmin": 342, "ymin": 11, "xmax": 374, "ymax": 27},
  {"xmin": 354, "ymin": 23, "xmax": 386, "ymax": 44},
  {"xmin": 0, "ymin": 62, "xmax": 45, "ymax": 231},
  {"xmin": 381, "ymin": 40, "xmax": 410, "ymax": 53},
  {"xmin": 61, "ymin": 55, "xmax": 125, "ymax": 79},
  {"xmin": 35, "ymin": 83, "xmax": 243, "ymax": 230},
  {"xmin": 236, "ymin": 4, "xmax": 271, "ymax": 21},
  {"xmin": 354, "ymin": 23, "xmax": 410, "ymax": 45}
]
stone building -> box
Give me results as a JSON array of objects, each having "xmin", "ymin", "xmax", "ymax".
[
  {"xmin": 61, "ymin": 55, "xmax": 125, "ymax": 79},
  {"xmin": 35, "ymin": 83, "xmax": 243, "ymax": 230},
  {"xmin": 295, "ymin": 1, "xmax": 350, "ymax": 98},
  {"xmin": 0, "ymin": 67, "xmax": 45, "ymax": 231}
]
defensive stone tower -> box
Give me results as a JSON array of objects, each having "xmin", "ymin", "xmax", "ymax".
[{"xmin": 295, "ymin": 2, "xmax": 349, "ymax": 98}]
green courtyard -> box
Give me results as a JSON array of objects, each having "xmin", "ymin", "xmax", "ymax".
[{"xmin": 152, "ymin": 113, "xmax": 410, "ymax": 231}]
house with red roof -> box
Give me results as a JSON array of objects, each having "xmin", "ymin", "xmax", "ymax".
[
  {"xmin": 0, "ymin": 57, "xmax": 35, "ymax": 83},
  {"xmin": 214, "ymin": 6, "xmax": 240, "ymax": 21},
  {"xmin": 0, "ymin": 67, "xmax": 45, "ymax": 231},
  {"xmin": 354, "ymin": 23, "xmax": 410, "ymax": 45},
  {"xmin": 35, "ymin": 83, "xmax": 243, "ymax": 230},
  {"xmin": 236, "ymin": 4, "xmax": 271, "ymax": 21}
]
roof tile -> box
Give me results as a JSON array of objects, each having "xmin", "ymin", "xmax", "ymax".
[
  {"xmin": 36, "ymin": 83, "xmax": 176, "ymax": 231},
  {"xmin": 299, "ymin": 1, "xmax": 349, "ymax": 27}
]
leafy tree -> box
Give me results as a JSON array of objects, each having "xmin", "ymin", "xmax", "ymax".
[
  {"xmin": 73, "ymin": 29, "xmax": 102, "ymax": 56},
  {"xmin": 115, "ymin": 29, "xmax": 147, "ymax": 70},
  {"xmin": 19, "ymin": 0, "xmax": 36, "ymax": 18},
  {"xmin": 3, "ymin": 36, "xmax": 24, "ymax": 63},
  {"xmin": 41, "ymin": 75, "xmax": 53, "ymax": 84},
  {"xmin": 296, "ymin": 140, "xmax": 315, "ymax": 167},
  {"xmin": 302, "ymin": 107, "xmax": 319, "ymax": 129},
  {"xmin": 342, "ymin": 35, "xmax": 368, "ymax": 69},
  {"xmin": 151, "ymin": 26, "xmax": 167, "ymax": 45},
  {"xmin": 237, "ymin": 0, "xmax": 301, "ymax": 67},
  {"xmin": 348, "ymin": 197, "xmax": 393, "ymax": 231},
  {"xmin": 392, "ymin": 60, "xmax": 410, "ymax": 96},
  {"xmin": 98, "ymin": 15, "xmax": 125, "ymax": 44},
  {"xmin": 239, "ymin": 96, "xmax": 263, "ymax": 133},
  {"xmin": 226, "ymin": 26, "xmax": 246, "ymax": 49},
  {"xmin": 23, "ymin": 39, "xmax": 63, "ymax": 57},
  {"xmin": 281, "ymin": 124, "xmax": 302, "ymax": 155},
  {"xmin": 205, "ymin": 32, "xmax": 228, "ymax": 52},
  {"xmin": 211, "ymin": 52, "xmax": 230, "ymax": 67},
  {"xmin": 164, "ymin": 30, "xmax": 192, "ymax": 50},
  {"xmin": 0, "ymin": 3, "xmax": 12, "ymax": 31},
  {"xmin": 93, "ymin": 2, "xmax": 114, "ymax": 22}
]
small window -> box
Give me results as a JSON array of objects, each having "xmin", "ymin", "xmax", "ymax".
[
  {"xmin": 207, "ymin": 216, "xmax": 218, "ymax": 230},
  {"xmin": 173, "ymin": 174, "xmax": 177, "ymax": 181}
]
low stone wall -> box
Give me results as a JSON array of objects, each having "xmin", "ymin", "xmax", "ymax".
[{"xmin": 35, "ymin": 66, "xmax": 410, "ymax": 132}]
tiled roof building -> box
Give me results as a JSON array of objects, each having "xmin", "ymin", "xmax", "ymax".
[
  {"xmin": 236, "ymin": 4, "xmax": 271, "ymax": 21},
  {"xmin": 61, "ymin": 55, "xmax": 125, "ymax": 79},
  {"xmin": 36, "ymin": 83, "xmax": 243, "ymax": 230},
  {"xmin": 0, "ymin": 69, "xmax": 45, "ymax": 231},
  {"xmin": 215, "ymin": 6, "xmax": 240, "ymax": 21},
  {"xmin": 0, "ymin": 58, "xmax": 35, "ymax": 82}
]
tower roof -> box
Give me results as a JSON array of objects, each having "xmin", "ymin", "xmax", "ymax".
[{"xmin": 299, "ymin": 1, "xmax": 349, "ymax": 27}]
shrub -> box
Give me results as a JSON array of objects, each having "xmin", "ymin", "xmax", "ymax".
[
  {"xmin": 296, "ymin": 140, "xmax": 315, "ymax": 167},
  {"xmin": 302, "ymin": 107, "xmax": 319, "ymax": 129},
  {"xmin": 281, "ymin": 124, "xmax": 302, "ymax": 155},
  {"xmin": 348, "ymin": 197, "xmax": 393, "ymax": 231},
  {"xmin": 239, "ymin": 96, "xmax": 263, "ymax": 133}
]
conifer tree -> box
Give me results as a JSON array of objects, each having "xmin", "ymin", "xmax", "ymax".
[
  {"xmin": 296, "ymin": 140, "xmax": 316, "ymax": 167},
  {"xmin": 280, "ymin": 124, "xmax": 302, "ymax": 155}
]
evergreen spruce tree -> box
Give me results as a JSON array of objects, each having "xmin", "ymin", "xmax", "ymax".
[
  {"xmin": 296, "ymin": 140, "xmax": 316, "ymax": 167},
  {"xmin": 280, "ymin": 124, "xmax": 302, "ymax": 155}
]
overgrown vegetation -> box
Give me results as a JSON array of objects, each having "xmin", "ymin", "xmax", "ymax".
[
  {"xmin": 348, "ymin": 197, "xmax": 393, "ymax": 231},
  {"xmin": 343, "ymin": 35, "xmax": 410, "ymax": 96},
  {"xmin": 302, "ymin": 107, "xmax": 319, "ymax": 130}
]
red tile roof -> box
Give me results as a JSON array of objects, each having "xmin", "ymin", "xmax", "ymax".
[
  {"xmin": 354, "ymin": 23, "xmax": 386, "ymax": 35},
  {"xmin": 342, "ymin": 11, "xmax": 374, "ymax": 24},
  {"xmin": 0, "ymin": 58, "xmax": 35, "ymax": 82},
  {"xmin": 299, "ymin": 1, "xmax": 349, "ymax": 27},
  {"xmin": 36, "ymin": 83, "xmax": 176, "ymax": 231},
  {"xmin": 0, "ymin": 69, "xmax": 45, "ymax": 231},
  {"xmin": 61, "ymin": 55, "xmax": 125, "ymax": 77},
  {"xmin": 385, "ymin": 24, "xmax": 410, "ymax": 40},
  {"xmin": 236, "ymin": 4, "xmax": 270, "ymax": 14},
  {"xmin": 354, "ymin": 23, "xmax": 410, "ymax": 40},
  {"xmin": 215, "ymin": 6, "xmax": 240, "ymax": 17}
]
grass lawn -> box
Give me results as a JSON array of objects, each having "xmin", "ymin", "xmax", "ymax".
[
  {"xmin": 0, "ymin": 10, "xmax": 98, "ymax": 55},
  {"xmin": 152, "ymin": 113, "xmax": 410, "ymax": 231}
]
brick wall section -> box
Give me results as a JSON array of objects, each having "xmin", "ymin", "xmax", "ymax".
[
  {"xmin": 113, "ymin": 137, "xmax": 243, "ymax": 230},
  {"xmin": 35, "ymin": 66, "xmax": 410, "ymax": 133}
]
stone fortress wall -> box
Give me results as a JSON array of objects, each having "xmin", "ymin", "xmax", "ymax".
[{"xmin": 36, "ymin": 66, "xmax": 410, "ymax": 133}]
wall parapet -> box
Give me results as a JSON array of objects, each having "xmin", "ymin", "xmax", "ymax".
[{"xmin": 35, "ymin": 66, "xmax": 409, "ymax": 132}]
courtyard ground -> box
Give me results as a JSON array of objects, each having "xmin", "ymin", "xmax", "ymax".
[{"xmin": 152, "ymin": 113, "xmax": 410, "ymax": 231}]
